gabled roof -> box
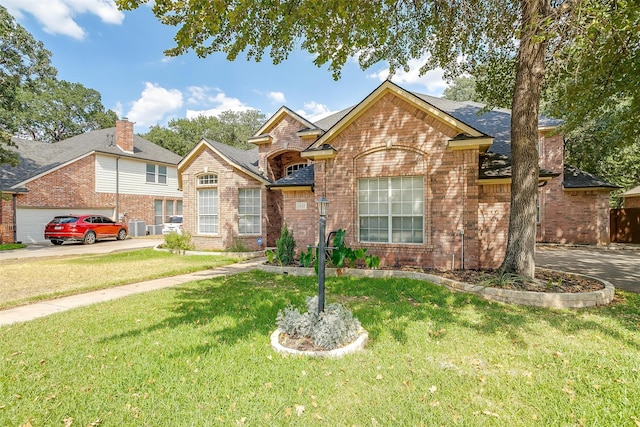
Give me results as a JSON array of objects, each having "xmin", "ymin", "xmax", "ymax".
[
  {"xmin": 563, "ymin": 166, "xmax": 620, "ymax": 189},
  {"xmin": 1, "ymin": 128, "xmax": 182, "ymax": 191},
  {"xmin": 178, "ymin": 138, "xmax": 269, "ymax": 188},
  {"xmin": 305, "ymin": 80, "xmax": 493, "ymax": 154},
  {"xmin": 250, "ymin": 106, "xmax": 319, "ymax": 141},
  {"xmin": 622, "ymin": 184, "xmax": 640, "ymax": 198}
]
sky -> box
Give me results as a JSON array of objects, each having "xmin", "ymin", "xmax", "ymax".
[{"xmin": 2, "ymin": 0, "xmax": 450, "ymax": 133}]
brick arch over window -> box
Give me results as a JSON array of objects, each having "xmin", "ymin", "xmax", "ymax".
[{"xmin": 265, "ymin": 149, "xmax": 309, "ymax": 181}]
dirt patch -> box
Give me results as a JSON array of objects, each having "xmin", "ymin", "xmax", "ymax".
[{"xmin": 416, "ymin": 268, "xmax": 604, "ymax": 293}]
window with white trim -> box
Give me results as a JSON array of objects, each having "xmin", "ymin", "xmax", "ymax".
[
  {"xmin": 238, "ymin": 188, "xmax": 261, "ymax": 235},
  {"xmin": 358, "ymin": 176, "xmax": 424, "ymax": 244},
  {"xmin": 197, "ymin": 174, "xmax": 218, "ymax": 234},
  {"xmin": 285, "ymin": 163, "xmax": 308, "ymax": 176},
  {"xmin": 146, "ymin": 164, "xmax": 167, "ymax": 184}
]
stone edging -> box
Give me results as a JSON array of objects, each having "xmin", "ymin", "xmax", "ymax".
[
  {"xmin": 258, "ymin": 265, "xmax": 615, "ymax": 309},
  {"xmin": 270, "ymin": 328, "xmax": 369, "ymax": 358}
]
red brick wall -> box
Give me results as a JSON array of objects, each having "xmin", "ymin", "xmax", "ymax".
[
  {"xmin": 625, "ymin": 196, "xmax": 640, "ymax": 208},
  {"xmin": 0, "ymin": 194, "xmax": 16, "ymax": 243},
  {"xmin": 181, "ymin": 145, "xmax": 266, "ymax": 251},
  {"xmin": 537, "ymin": 131, "xmax": 611, "ymax": 244},
  {"xmin": 309, "ymin": 92, "xmax": 481, "ymax": 270},
  {"xmin": 281, "ymin": 190, "xmax": 317, "ymax": 255},
  {"xmin": 478, "ymin": 183, "xmax": 510, "ymax": 268}
]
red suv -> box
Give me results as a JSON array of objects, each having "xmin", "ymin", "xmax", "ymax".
[{"xmin": 44, "ymin": 214, "xmax": 128, "ymax": 245}]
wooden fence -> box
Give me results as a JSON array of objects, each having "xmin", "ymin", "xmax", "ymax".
[{"xmin": 610, "ymin": 208, "xmax": 640, "ymax": 243}]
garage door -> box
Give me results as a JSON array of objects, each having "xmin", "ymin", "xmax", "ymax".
[{"xmin": 16, "ymin": 208, "xmax": 114, "ymax": 243}]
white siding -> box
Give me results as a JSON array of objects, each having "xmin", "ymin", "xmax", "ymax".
[{"xmin": 95, "ymin": 155, "xmax": 182, "ymax": 197}]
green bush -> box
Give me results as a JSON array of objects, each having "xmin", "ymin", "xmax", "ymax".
[
  {"xmin": 275, "ymin": 224, "xmax": 296, "ymax": 265},
  {"xmin": 163, "ymin": 231, "xmax": 194, "ymax": 254},
  {"xmin": 276, "ymin": 296, "xmax": 362, "ymax": 350}
]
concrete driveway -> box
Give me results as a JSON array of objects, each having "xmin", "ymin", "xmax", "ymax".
[
  {"xmin": 536, "ymin": 246, "xmax": 640, "ymax": 293},
  {"xmin": 0, "ymin": 237, "xmax": 164, "ymax": 261}
]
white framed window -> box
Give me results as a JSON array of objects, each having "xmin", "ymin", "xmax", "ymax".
[
  {"xmin": 238, "ymin": 188, "xmax": 261, "ymax": 235},
  {"xmin": 197, "ymin": 173, "xmax": 219, "ymax": 234},
  {"xmin": 198, "ymin": 174, "xmax": 218, "ymax": 185},
  {"xmin": 146, "ymin": 164, "xmax": 167, "ymax": 184},
  {"xmin": 358, "ymin": 176, "xmax": 424, "ymax": 244},
  {"xmin": 154, "ymin": 200, "xmax": 163, "ymax": 225},
  {"xmin": 198, "ymin": 189, "xmax": 218, "ymax": 234},
  {"xmin": 285, "ymin": 163, "xmax": 308, "ymax": 176}
]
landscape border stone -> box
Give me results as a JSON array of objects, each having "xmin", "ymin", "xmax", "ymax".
[
  {"xmin": 258, "ymin": 264, "xmax": 615, "ymax": 309},
  {"xmin": 270, "ymin": 328, "xmax": 369, "ymax": 358}
]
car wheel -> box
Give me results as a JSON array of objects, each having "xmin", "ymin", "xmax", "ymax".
[
  {"xmin": 116, "ymin": 228, "xmax": 127, "ymax": 240},
  {"xmin": 83, "ymin": 231, "xmax": 97, "ymax": 245},
  {"xmin": 51, "ymin": 240, "xmax": 63, "ymax": 245}
]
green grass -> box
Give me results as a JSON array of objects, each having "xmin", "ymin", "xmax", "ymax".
[
  {"xmin": 0, "ymin": 243, "xmax": 26, "ymax": 251},
  {"xmin": 0, "ymin": 249, "xmax": 239, "ymax": 309},
  {"xmin": 2, "ymin": 271, "xmax": 639, "ymax": 426}
]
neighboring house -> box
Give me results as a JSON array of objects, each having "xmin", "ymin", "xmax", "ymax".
[
  {"xmin": 621, "ymin": 185, "xmax": 640, "ymax": 208},
  {"xmin": 178, "ymin": 81, "xmax": 618, "ymax": 269},
  {"xmin": 0, "ymin": 119, "xmax": 183, "ymax": 243}
]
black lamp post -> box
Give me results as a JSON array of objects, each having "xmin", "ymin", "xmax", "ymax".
[{"xmin": 317, "ymin": 196, "xmax": 329, "ymax": 313}]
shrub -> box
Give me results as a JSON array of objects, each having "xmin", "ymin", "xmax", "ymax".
[
  {"xmin": 276, "ymin": 296, "xmax": 362, "ymax": 350},
  {"xmin": 275, "ymin": 224, "xmax": 296, "ymax": 265},
  {"xmin": 163, "ymin": 231, "xmax": 194, "ymax": 254}
]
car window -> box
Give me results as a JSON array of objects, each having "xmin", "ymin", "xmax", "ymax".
[
  {"xmin": 51, "ymin": 216, "xmax": 78, "ymax": 224},
  {"xmin": 99, "ymin": 216, "xmax": 115, "ymax": 224}
]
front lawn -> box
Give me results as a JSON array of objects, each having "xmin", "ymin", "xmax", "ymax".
[
  {"xmin": 0, "ymin": 243, "xmax": 26, "ymax": 251},
  {"xmin": 1, "ymin": 271, "xmax": 639, "ymax": 426},
  {"xmin": 0, "ymin": 249, "xmax": 239, "ymax": 309}
]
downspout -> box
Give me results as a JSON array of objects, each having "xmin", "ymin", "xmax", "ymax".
[
  {"xmin": 115, "ymin": 156, "xmax": 120, "ymax": 220},
  {"xmin": 460, "ymin": 152, "xmax": 466, "ymax": 270}
]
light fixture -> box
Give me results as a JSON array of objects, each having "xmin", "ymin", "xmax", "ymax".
[{"xmin": 317, "ymin": 196, "xmax": 329, "ymax": 217}]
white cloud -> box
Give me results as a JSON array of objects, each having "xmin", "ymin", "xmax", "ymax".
[
  {"xmin": 126, "ymin": 82, "xmax": 183, "ymax": 127},
  {"xmin": 296, "ymin": 102, "xmax": 337, "ymax": 121},
  {"xmin": 267, "ymin": 91, "xmax": 286, "ymax": 104},
  {"xmin": 3, "ymin": 0, "xmax": 124, "ymax": 40},
  {"xmin": 185, "ymin": 87, "xmax": 253, "ymax": 118},
  {"xmin": 368, "ymin": 57, "xmax": 447, "ymax": 96}
]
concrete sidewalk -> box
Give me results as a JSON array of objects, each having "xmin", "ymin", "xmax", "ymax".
[{"xmin": 0, "ymin": 257, "xmax": 266, "ymax": 327}]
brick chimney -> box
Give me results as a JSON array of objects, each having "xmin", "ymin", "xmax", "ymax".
[{"xmin": 115, "ymin": 118, "xmax": 134, "ymax": 153}]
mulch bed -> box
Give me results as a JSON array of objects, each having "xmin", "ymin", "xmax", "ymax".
[
  {"xmin": 278, "ymin": 333, "xmax": 327, "ymax": 352},
  {"xmin": 416, "ymin": 268, "xmax": 604, "ymax": 293}
]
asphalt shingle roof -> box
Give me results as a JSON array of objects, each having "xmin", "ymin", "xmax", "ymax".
[
  {"xmin": 269, "ymin": 164, "xmax": 314, "ymax": 188},
  {"xmin": 200, "ymin": 138, "xmax": 263, "ymax": 180},
  {"xmin": 563, "ymin": 165, "xmax": 620, "ymax": 189},
  {"xmin": 1, "ymin": 127, "xmax": 182, "ymax": 191}
]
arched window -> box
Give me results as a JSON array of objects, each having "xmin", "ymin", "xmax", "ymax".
[{"xmin": 285, "ymin": 163, "xmax": 308, "ymax": 176}]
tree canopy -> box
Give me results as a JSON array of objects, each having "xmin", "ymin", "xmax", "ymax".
[
  {"xmin": 142, "ymin": 110, "xmax": 266, "ymax": 156},
  {"xmin": 116, "ymin": 0, "xmax": 640, "ymax": 277},
  {"xmin": 0, "ymin": 5, "xmax": 56, "ymax": 165},
  {"xmin": 15, "ymin": 78, "xmax": 118, "ymax": 142}
]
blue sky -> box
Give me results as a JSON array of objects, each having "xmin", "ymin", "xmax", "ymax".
[{"xmin": 2, "ymin": 0, "xmax": 449, "ymax": 133}]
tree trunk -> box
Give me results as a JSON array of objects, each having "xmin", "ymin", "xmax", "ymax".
[{"xmin": 500, "ymin": 0, "xmax": 550, "ymax": 278}]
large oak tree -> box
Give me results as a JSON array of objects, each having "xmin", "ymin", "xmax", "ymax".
[
  {"xmin": 116, "ymin": 0, "xmax": 640, "ymax": 277},
  {"xmin": 0, "ymin": 5, "xmax": 56, "ymax": 165}
]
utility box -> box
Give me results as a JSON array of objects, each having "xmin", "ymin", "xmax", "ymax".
[{"xmin": 128, "ymin": 220, "xmax": 146, "ymax": 237}]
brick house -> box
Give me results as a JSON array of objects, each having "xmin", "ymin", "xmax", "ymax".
[
  {"xmin": 621, "ymin": 185, "xmax": 640, "ymax": 208},
  {"xmin": 178, "ymin": 81, "xmax": 617, "ymax": 269},
  {"xmin": 0, "ymin": 119, "xmax": 182, "ymax": 243}
]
